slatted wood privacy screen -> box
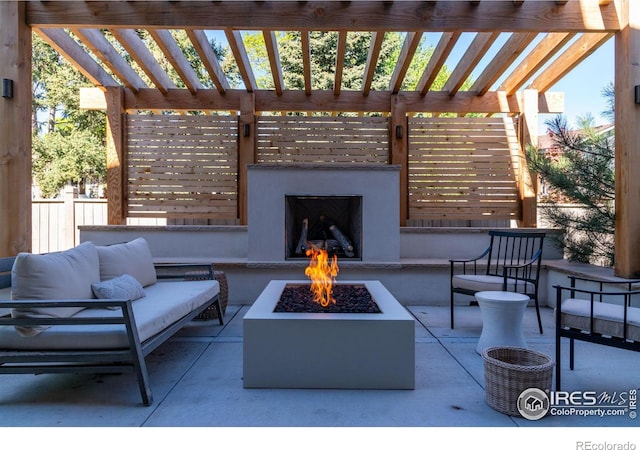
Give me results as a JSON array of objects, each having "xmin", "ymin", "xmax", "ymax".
[
  {"xmin": 126, "ymin": 114, "xmax": 238, "ymax": 219},
  {"xmin": 256, "ymin": 116, "xmax": 390, "ymax": 164},
  {"xmin": 408, "ymin": 117, "xmax": 521, "ymax": 221}
]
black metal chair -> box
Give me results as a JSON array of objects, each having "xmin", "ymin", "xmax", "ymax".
[
  {"xmin": 449, "ymin": 229, "xmax": 546, "ymax": 334},
  {"xmin": 554, "ymin": 276, "xmax": 640, "ymax": 390}
]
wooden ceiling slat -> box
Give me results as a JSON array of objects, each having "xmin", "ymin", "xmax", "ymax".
[
  {"xmin": 35, "ymin": 27, "xmax": 119, "ymax": 88},
  {"xmin": 470, "ymin": 32, "xmax": 537, "ymax": 95},
  {"xmin": 263, "ymin": 30, "xmax": 284, "ymax": 94},
  {"xmin": 186, "ymin": 29, "xmax": 229, "ymax": 94},
  {"xmin": 362, "ymin": 31, "xmax": 384, "ymax": 96},
  {"xmin": 529, "ymin": 32, "xmax": 614, "ymax": 93},
  {"xmin": 110, "ymin": 28, "xmax": 176, "ymax": 94},
  {"xmin": 443, "ymin": 32, "xmax": 500, "ymax": 95},
  {"xmin": 334, "ymin": 31, "xmax": 347, "ymax": 96},
  {"xmin": 71, "ymin": 28, "xmax": 147, "ymax": 93},
  {"xmin": 148, "ymin": 29, "xmax": 204, "ymax": 94},
  {"xmin": 224, "ymin": 29, "xmax": 257, "ymax": 92},
  {"xmin": 417, "ymin": 31, "xmax": 461, "ymax": 96},
  {"xmin": 389, "ymin": 31, "xmax": 423, "ymax": 93},
  {"xmin": 301, "ymin": 31, "xmax": 312, "ymax": 95},
  {"xmin": 498, "ymin": 32, "xmax": 575, "ymax": 95}
]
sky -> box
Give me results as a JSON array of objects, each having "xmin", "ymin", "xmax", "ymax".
[{"xmin": 539, "ymin": 38, "xmax": 614, "ymax": 130}]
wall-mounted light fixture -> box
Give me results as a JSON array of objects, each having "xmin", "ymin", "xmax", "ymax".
[
  {"xmin": 2, "ymin": 79, "xmax": 13, "ymax": 99},
  {"xmin": 243, "ymin": 123, "xmax": 251, "ymax": 137},
  {"xmin": 635, "ymin": 85, "xmax": 640, "ymax": 105},
  {"xmin": 395, "ymin": 125, "xmax": 403, "ymax": 139}
]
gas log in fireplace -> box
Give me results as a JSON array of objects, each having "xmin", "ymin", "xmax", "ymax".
[{"xmin": 285, "ymin": 195, "xmax": 362, "ymax": 260}]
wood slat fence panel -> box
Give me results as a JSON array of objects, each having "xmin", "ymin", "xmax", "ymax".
[
  {"xmin": 126, "ymin": 114, "xmax": 238, "ymax": 219},
  {"xmin": 408, "ymin": 116, "xmax": 521, "ymax": 221},
  {"xmin": 257, "ymin": 116, "xmax": 390, "ymax": 164}
]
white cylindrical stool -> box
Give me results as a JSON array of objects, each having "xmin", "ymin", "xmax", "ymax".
[{"xmin": 475, "ymin": 291, "xmax": 530, "ymax": 355}]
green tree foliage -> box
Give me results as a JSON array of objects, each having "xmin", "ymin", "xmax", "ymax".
[
  {"xmin": 32, "ymin": 34, "xmax": 106, "ymax": 197},
  {"xmin": 526, "ymin": 92, "xmax": 615, "ymax": 266},
  {"xmin": 241, "ymin": 31, "xmax": 454, "ymax": 110},
  {"xmin": 32, "ymin": 129, "xmax": 106, "ymax": 198}
]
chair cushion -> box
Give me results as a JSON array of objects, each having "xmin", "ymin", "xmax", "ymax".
[
  {"xmin": 10, "ymin": 241, "xmax": 100, "ymax": 337},
  {"xmin": 92, "ymin": 274, "xmax": 146, "ymax": 305},
  {"xmin": 452, "ymin": 274, "xmax": 534, "ymax": 294},
  {"xmin": 559, "ymin": 298, "xmax": 640, "ymax": 342},
  {"xmin": 96, "ymin": 237, "xmax": 157, "ymax": 287}
]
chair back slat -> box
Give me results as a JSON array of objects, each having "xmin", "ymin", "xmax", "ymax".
[{"xmin": 485, "ymin": 230, "xmax": 545, "ymax": 283}]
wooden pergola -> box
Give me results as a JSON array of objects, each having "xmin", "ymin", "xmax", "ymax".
[{"xmin": 1, "ymin": 1, "xmax": 639, "ymax": 277}]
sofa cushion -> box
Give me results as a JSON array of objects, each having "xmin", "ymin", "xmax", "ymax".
[
  {"xmin": 96, "ymin": 238, "xmax": 157, "ymax": 287},
  {"xmin": 0, "ymin": 287, "xmax": 11, "ymax": 317},
  {"xmin": 0, "ymin": 280, "xmax": 220, "ymax": 350},
  {"xmin": 92, "ymin": 274, "xmax": 146, "ymax": 305},
  {"xmin": 10, "ymin": 241, "xmax": 101, "ymax": 337}
]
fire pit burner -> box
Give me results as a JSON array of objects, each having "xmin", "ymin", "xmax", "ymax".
[{"xmin": 274, "ymin": 284, "xmax": 381, "ymax": 313}]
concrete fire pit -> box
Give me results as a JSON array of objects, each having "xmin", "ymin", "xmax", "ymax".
[{"xmin": 243, "ymin": 280, "xmax": 415, "ymax": 389}]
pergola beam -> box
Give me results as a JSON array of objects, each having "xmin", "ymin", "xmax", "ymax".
[
  {"xmin": 26, "ymin": 1, "xmax": 622, "ymax": 32},
  {"xmin": 115, "ymin": 87, "xmax": 564, "ymax": 115}
]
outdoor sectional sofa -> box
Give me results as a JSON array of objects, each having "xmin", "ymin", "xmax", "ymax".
[{"xmin": 0, "ymin": 238, "xmax": 222, "ymax": 406}]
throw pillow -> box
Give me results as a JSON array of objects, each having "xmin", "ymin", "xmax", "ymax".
[
  {"xmin": 96, "ymin": 237, "xmax": 157, "ymax": 287},
  {"xmin": 91, "ymin": 274, "xmax": 146, "ymax": 307},
  {"xmin": 11, "ymin": 241, "xmax": 101, "ymax": 337}
]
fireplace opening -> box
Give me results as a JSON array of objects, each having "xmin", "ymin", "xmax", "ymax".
[{"xmin": 285, "ymin": 195, "xmax": 362, "ymax": 260}]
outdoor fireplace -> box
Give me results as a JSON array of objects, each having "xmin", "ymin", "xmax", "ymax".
[
  {"xmin": 248, "ymin": 164, "xmax": 400, "ymax": 263},
  {"xmin": 285, "ymin": 195, "xmax": 362, "ymax": 260}
]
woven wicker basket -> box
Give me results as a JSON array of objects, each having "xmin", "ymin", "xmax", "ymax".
[
  {"xmin": 481, "ymin": 346, "xmax": 554, "ymax": 417},
  {"xmin": 194, "ymin": 271, "xmax": 229, "ymax": 321}
]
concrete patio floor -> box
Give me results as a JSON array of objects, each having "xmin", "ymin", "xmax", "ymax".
[{"xmin": 0, "ymin": 301, "xmax": 638, "ymax": 443}]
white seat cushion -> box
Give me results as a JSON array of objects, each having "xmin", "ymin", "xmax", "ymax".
[
  {"xmin": 452, "ymin": 274, "xmax": 534, "ymax": 294},
  {"xmin": 0, "ymin": 280, "xmax": 219, "ymax": 350},
  {"xmin": 559, "ymin": 298, "xmax": 640, "ymax": 342}
]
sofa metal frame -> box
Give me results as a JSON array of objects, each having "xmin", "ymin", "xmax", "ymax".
[{"xmin": 0, "ymin": 257, "xmax": 223, "ymax": 406}]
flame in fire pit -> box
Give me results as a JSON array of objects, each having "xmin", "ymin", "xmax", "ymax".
[{"xmin": 304, "ymin": 245, "xmax": 339, "ymax": 307}]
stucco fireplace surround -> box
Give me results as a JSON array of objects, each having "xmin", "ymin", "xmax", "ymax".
[{"xmin": 247, "ymin": 164, "xmax": 401, "ymax": 264}]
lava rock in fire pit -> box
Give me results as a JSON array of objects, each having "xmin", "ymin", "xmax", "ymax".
[{"xmin": 274, "ymin": 284, "xmax": 381, "ymax": 313}]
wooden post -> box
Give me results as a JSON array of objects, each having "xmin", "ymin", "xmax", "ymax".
[
  {"xmin": 238, "ymin": 92, "xmax": 256, "ymax": 225},
  {"xmin": 614, "ymin": 0, "xmax": 640, "ymax": 278},
  {"xmin": 0, "ymin": 3, "xmax": 31, "ymax": 256},
  {"xmin": 516, "ymin": 89, "xmax": 539, "ymax": 228},
  {"xmin": 105, "ymin": 87, "xmax": 126, "ymax": 225},
  {"xmin": 390, "ymin": 94, "xmax": 408, "ymax": 226}
]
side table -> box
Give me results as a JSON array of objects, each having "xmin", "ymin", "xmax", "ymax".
[{"xmin": 475, "ymin": 291, "xmax": 529, "ymax": 355}]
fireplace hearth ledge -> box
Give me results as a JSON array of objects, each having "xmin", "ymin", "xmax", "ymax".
[{"xmin": 243, "ymin": 280, "xmax": 415, "ymax": 389}]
